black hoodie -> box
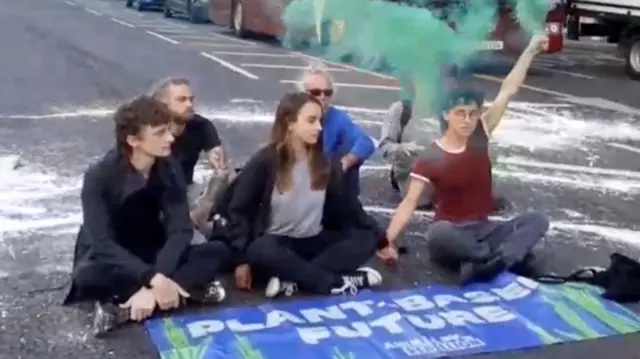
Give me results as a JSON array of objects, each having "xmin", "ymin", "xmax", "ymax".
[{"xmin": 65, "ymin": 148, "xmax": 193, "ymax": 303}]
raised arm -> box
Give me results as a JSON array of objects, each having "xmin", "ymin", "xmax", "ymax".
[{"xmin": 482, "ymin": 34, "xmax": 549, "ymax": 135}]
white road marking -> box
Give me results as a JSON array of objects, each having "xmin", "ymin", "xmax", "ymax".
[
  {"xmin": 187, "ymin": 43, "xmax": 256, "ymax": 48},
  {"xmin": 607, "ymin": 142, "xmax": 640, "ymax": 154},
  {"xmin": 534, "ymin": 66, "xmax": 596, "ymax": 79},
  {"xmin": 210, "ymin": 51, "xmax": 298, "ymax": 58},
  {"xmin": 110, "ymin": 18, "xmax": 135, "ymax": 28},
  {"xmin": 242, "ymin": 63, "xmax": 349, "ymax": 71},
  {"xmin": 64, "ymin": 0, "xmax": 78, "ymax": 5},
  {"xmin": 280, "ymin": 80, "xmax": 398, "ymax": 90},
  {"xmin": 334, "ymin": 105, "xmax": 387, "ymax": 114},
  {"xmin": 500, "ymin": 157, "xmax": 640, "ymax": 178},
  {"xmin": 84, "ymin": 8, "xmax": 102, "ymax": 16},
  {"xmin": 207, "ymin": 32, "xmax": 258, "ymax": 46},
  {"xmin": 200, "ymin": 52, "xmax": 259, "ymax": 79},
  {"xmin": 146, "ymin": 31, "xmax": 180, "ymax": 44}
]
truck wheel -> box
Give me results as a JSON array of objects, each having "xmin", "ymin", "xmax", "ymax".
[
  {"xmin": 624, "ymin": 36, "xmax": 640, "ymax": 80},
  {"xmin": 231, "ymin": 0, "xmax": 248, "ymax": 38}
]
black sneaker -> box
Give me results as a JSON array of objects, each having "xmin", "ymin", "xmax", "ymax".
[
  {"xmin": 191, "ymin": 281, "xmax": 226, "ymax": 304},
  {"xmin": 459, "ymin": 257, "xmax": 507, "ymax": 286},
  {"xmin": 91, "ymin": 301, "xmax": 129, "ymax": 337},
  {"xmin": 265, "ymin": 277, "xmax": 298, "ymax": 298},
  {"xmin": 330, "ymin": 267, "xmax": 383, "ymax": 295}
]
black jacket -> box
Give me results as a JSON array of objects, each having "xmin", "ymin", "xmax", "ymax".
[
  {"xmin": 65, "ymin": 148, "xmax": 193, "ymax": 303},
  {"xmin": 224, "ymin": 144, "xmax": 386, "ymax": 262}
]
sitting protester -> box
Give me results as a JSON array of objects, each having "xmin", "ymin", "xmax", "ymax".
[
  {"xmin": 380, "ymin": 73, "xmax": 509, "ymax": 212},
  {"xmin": 149, "ymin": 77, "xmax": 229, "ymax": 234},
  {"xmin": 297, "ymin": 64, "xmax": 375, "ymax": 193},
  {"xmin": 225, "ymin": 92, "xmax": 385, "ymax": 298},
  {"xmin": 64, "ymin": 96, "xmax": 230, "ymax": 335},
  {"xmin": 378, "ymin": 35, "xmax": 551, "ymax": 284}
]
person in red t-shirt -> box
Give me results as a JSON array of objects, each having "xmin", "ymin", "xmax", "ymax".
[{"xmin": 378, "ymin": 34, "xmax": 551, "ymax": 285}]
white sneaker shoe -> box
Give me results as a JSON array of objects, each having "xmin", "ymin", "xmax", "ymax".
[
  {"xmin": 265, "ymin": 277, "xmax": 298, "ymax": 298},
  {"xmin": 330, "ymin": 266, "xmax": 383, "ymax": 295}
]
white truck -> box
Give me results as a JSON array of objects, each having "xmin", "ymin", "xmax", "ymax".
[{"xmin": 565, "ymin": 0, "xmax": 640, "ymax": 80}]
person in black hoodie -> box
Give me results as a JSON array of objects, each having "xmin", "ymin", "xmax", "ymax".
[
  {"xmin": 64, "ymin": 96, "xmax": 231, "ymax": 335},
  {"xmin": 226, "ymin": 92, "xmax": 386, "ymax": 298}
]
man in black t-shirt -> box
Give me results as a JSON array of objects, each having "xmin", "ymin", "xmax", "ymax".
[{"xmin": 150, "ymin": 78, "xmax": 229, "ymax": 233}]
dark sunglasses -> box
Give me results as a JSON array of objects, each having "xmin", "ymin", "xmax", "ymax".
[{"xmin": 308, "ymin": 88, "xmax": 334, "ymax": 97}]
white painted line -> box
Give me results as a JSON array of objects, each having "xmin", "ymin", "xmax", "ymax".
[
  {"xmin": 280, "ymin": 80, "xmax": 398, "ymax": 90},
  {"xmin": 607, "ymin": 142, "xmax": 640, "ymax": 154},
  {"xmin": 146, "ymin": 31, "xmax": 180, "ymax": 45},
  {"xmin": 141, "ymin": 28, "xmax": 199, "ymax": 34},
  {"xmin": 242, "ymin": 63, "xmax": 349, "ymax": 71},
  {"xmin": 135, "ymin": 21, "xmax": 189, "ymax": 28},
  {"xmin": 500, "ymin": 157, "xmax": 640, "ymax": 178},
  {"xmin": 64, "ymin": 0, "xmax": 78, "ymax": 5},
  {"xmin": 210, "ymin": 51, "xmax": 298, "ymax": 58},
  {"xmin": 84, "ymin": 8, "xmax": 102, "ymax": 15},
  {"xmin": 110, "ymin": 18, "xmax": 135, "ymax": 28},
  {"xmin": 536, "ymin": 66, "xmax": 596, "ymax": 79},
  {"xmin": 292, "ymin": 51, "xmax": 396, "ymax": 80},
  {"xmin": 200, "ymin": 52, "xmax": 259, "ymax": 79},
  {"xmin": 207, "ymin": 32, "xmax": 258, "ymax": 46},
  {"xmin": 170, "ymin": 35, "xmax": 224, "ymax": 40},
  {"xmin": 334, "ymin": 105, "xmax": 387, "ymax": 114},
  {"xmin": 188, "ymin": 43, "xmax": 256, "ymax": 48}
]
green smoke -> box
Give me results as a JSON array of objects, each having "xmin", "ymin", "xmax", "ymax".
[{"xmin": 282, "ymin": 0, "xmax": 552, "ymax": 107}]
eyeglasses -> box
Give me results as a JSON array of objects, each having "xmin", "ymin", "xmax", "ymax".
[{"xmin": 307, "ymin": 88, "xmax": 334, "ymax": 97}]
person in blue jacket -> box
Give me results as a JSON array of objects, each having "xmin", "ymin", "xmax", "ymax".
[{"xmin": 297, "ymin": 64, "xmax": 375, "ymax": 193}]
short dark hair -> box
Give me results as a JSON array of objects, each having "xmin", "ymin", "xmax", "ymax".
[{"xmin": 114, "ymin": 95, "xmax": 173, "ymax": 153}]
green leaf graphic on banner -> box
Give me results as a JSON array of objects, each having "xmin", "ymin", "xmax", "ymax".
[
  {"xmin": 236, "ymin": 335, "xmax": 265, "ymax": 359},
  {"xmin": 539, "ymin": 286, "xmax": 601, "ymax": 339},
  {"xmin": 332, "ymin": 346, "xmax": 355, "ymax": 359},
  {"xmin": 557, "ymin": 284, "xmax": 640, "ymax": 334},
  {"xmin": 160, "ymin": 318, "xmax": 211, "ymax": 359}
]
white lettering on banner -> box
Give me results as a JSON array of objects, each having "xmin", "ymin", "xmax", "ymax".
[
  {"xmin": 385, "ymin": 335, "xmax": 486, "ymax": 356},
  {"xmin": 185, "ymin": 280, "xmax": 534, "ymax": 344}
]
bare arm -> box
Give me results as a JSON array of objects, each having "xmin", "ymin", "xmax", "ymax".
[
  {"xmin": 482, "ymin": 35, "xmax": 548, "ymax": 135},
  {"xmin": 385, "ymin": 176, "xmax": 431, "ymax": 243}
]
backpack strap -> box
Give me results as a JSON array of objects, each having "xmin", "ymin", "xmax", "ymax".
[{"xmin": 534, "ymin": 267, "xmax": 602, "ymax": 285}]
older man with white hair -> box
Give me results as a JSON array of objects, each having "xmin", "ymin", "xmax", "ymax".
[{"xmin": 297, "ymin": 64, "xmax": 375, "ymax": 193}]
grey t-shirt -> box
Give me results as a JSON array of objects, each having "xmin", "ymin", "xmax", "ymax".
[
  {"xmin": 379, "ymin": 101, "xmax": 439, "ymax": 183},
  {"xmin": 267, "ymin": 159, "xmax": 326, "ymax": 238}
]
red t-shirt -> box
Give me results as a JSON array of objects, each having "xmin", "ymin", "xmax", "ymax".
[{"xmin": 410, "ymin": 124, "xmax": 493, "ymax": 222}]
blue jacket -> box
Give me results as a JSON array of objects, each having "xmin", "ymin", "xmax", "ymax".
[{"xmin": 322, "ymin": 106, "xmax": 375, "ymax": 162}]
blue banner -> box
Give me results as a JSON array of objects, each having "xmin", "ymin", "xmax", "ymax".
[{"xmin": 145, "ymin": 273, "xmax": 640, "ymax": 359}]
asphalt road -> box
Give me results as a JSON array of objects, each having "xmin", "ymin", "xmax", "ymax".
[{"xmin": 1, "ymin": 0, "xmax": 640, "ymax": 358}]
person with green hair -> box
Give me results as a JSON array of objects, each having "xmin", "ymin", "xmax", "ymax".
[{"xmin": 379, "ymin": 34, "xmax": 551, "ymax": 285}]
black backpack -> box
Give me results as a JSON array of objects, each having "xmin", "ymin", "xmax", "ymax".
[
  {"xmin": 389, "ymin": 100, "xmax": 413, "ymax": 192},
  {"xmin": 536, "ymin": 253, "xmax": 640, "ymax": 303}
]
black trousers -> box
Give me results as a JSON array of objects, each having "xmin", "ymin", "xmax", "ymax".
[
  {"xmin": 72, "ymin": 241, "xmax": 232, "ymax": 303},
  {"xmin": 245, "ymin": 228, "xmax": 378, "ymax": 294}
]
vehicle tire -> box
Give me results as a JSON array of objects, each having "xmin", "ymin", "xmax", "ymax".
[
  {"xmin": 624, "ymin": 36, "xmax": 640, "ymax": 80},
  {"xmin": 231, "ymin": 0, "xmax": 248, "ymax": 38},
  {"xmin": 125, "ymin": 0, "xmax": 133, "ymax": 7},
  {"xmin": 163, "ymin": 2, "xmax": 172, "ymax": 18},
  {"xmin": 187, "ymin": 1, "xmax": 205, "ymax": 23},
  {"xmin": 133, "ymin": 0, "xmax": 146, "ymax": 11}
]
